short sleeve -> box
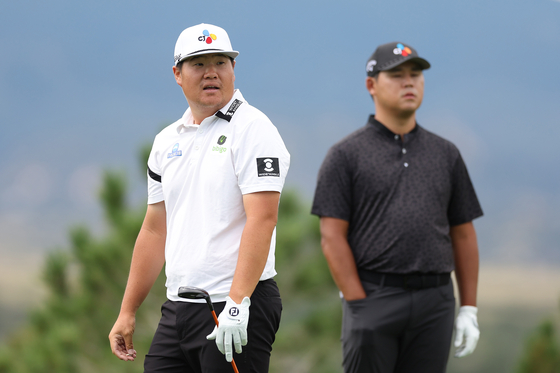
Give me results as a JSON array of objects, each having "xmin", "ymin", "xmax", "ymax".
[
  {"xmin": 311, "ymin": 146, "xmax": 353, "ymax": 221},
  {"xmin": 233, "ymin": 118, "xmax": 290, "ymax": 195},
  {"xmin": 447, "ymin": 153, "xmax": 483, "ymax": 226},
  {"xmin": 147, "ymin": 138, "xmax": 164, "ymax": 205}
]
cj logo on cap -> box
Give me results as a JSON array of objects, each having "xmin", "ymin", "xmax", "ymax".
[
  {"xmin": 393, "ymin": 43, "xmax": 412, "ymax": 57},
  {"xmin": 198, "ymin": 29, "xmax": 217, "ymax": 44}
]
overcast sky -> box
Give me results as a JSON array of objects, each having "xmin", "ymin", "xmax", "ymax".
[{"xmin": 1, "ymin": 0, "xmax": 559, "ymax": 264}]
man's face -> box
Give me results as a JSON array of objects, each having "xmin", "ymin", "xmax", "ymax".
[
  {"xmin": 173, "ymin": 53, "xmax": 236, "ymax": 118},
  {"xmin": 366, "ymin": 61, "xmax": 425, "ymax": 116}
]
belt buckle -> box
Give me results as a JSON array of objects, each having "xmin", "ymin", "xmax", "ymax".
[{"xmin": 404, "ymin": 275, "xmax": 423, "ymax": 289}]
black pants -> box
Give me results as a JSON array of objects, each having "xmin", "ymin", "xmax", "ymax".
[
  {"xmin": 144, "ymin": 279, "xmax": 282, "ymax": 373},
  {"xmin": 341, "ymin": 280, "xmax": 455, "ymax": 373}
]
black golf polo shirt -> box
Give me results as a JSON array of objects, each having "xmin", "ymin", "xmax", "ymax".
[{"xmin": 311, "ymin": 115, "xmax": 483, "ymax": 274}]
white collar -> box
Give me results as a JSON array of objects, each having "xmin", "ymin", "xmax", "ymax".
[{"xmin": 175, "ymin": 89, "xmax": 245, "ymax": 134}]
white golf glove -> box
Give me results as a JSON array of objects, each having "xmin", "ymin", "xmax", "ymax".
[
  {"xmin": 454, "ymin": 305, "xmax": 480, "ymax": 358},
  {"xmin": 207, "ymin": 296, "xmax": 251, "ymax": 362}
]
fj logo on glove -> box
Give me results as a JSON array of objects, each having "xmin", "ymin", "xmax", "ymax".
[{"xmin": 229, "ymin": 307, "xmax": 239, "ymax": 317}]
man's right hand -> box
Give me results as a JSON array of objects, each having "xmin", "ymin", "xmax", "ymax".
[{"xmin": 109, "ymin": 314, "xmax": 137, "ymax": 361}]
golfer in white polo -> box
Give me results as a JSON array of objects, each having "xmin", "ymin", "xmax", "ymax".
[{"xmin": 109, "ymin": 23, "xmax": 290, "ymax": 373}]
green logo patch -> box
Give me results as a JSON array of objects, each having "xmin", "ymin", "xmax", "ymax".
[{"xmin": 212, "ymin": 146, "xmax": 227, "ymax": 153}]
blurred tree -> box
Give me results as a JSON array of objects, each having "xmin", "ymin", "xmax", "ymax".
[
  {"xmin": 271, "ymin": 191, "xmax": 342, "ymax": 373},
  {"xmin": 0, "ymin": 145, "xmax": 166, "ymax": 373},
  {"xmin": 0, "ymin": 167, "xmax": 166, "ymax": 372},
  {"xmin": 517, "ymin": 304, "xmax": 560, "ymax": 373},
  {"xmin": 0, "ymin": 143, "xmax": 344, "ymax": 372}
]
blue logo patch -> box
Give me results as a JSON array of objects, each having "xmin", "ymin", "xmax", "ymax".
[{"xmin": 167, "ymin": 143, "xmax": 183, "ymax": 158}]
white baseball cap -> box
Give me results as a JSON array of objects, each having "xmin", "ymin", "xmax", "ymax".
[{"xmin": 174, "ymin": 23, "xmax": 239, "ymax": 66}]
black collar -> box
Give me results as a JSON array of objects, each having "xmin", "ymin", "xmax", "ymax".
[
  {"xmin": 367, "ymin": 115, "xmax": 419, "ymax": 142},
  {"xmin": 215, "ymin": 99, "xmax": 243, "ymax": 122}
]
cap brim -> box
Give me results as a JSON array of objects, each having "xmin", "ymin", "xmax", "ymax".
[
  {"xmin": 382, "ymin": 56, "xmax": 431, "ymax": 71},
  {"xmin": 177, "ymin": 49, "xmax": 239, "ymax": 64}
]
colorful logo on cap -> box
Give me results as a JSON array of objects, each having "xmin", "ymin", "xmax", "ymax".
[
  {"xmin": 393, "ymin": 43, "xmax": 412, "ymax": 57},
  {"xmin": 198, "ymin": 30, "xmax": 217, "ymax": 44}
]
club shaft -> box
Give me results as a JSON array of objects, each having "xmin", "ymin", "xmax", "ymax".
[
  {"xmin": 210, "ymin": 310, "xmax": 239, "ymax": 373},
  {"xmin": 231, "ymin": 360, "xmax": 240, "ymax": 373},
  {"xmin": 211, "ymin": 310, "xmax": 219, "ymax": 326}
]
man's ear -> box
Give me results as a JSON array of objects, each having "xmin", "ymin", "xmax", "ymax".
[
  {"xmin": 173, "ymin": 65, "xmax": 182, "ymax": 86},
  {"xmin": 365, "ymin": 76, "xmax": 376, "ymax": 97}
]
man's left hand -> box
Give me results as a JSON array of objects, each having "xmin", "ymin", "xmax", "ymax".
[
  {"xmin": 454, "ymin": 305, "xmax": 480, "ymax": 357},
  {"xmin": 207, "ymin": 296, "xmax": 251, "ymax": 362}
]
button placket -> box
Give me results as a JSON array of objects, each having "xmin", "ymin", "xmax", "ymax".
[
  {"xmin": 194, "ymin": 116, "xmax": 216, "ymax": 153},
  {"xmin": 393, "ymin": 134, "xmax": 409, "ymax": 168},
  {"xmin": 195, "ymin": 129, "xmax": 201, "ymax": 151},
  {"xmin": 401, "ymin": 139, "xmax": 408, "ymax": 168},
  {"xmin": 194, "ymin": 122, "xmax": 207, "ymax": 152}
]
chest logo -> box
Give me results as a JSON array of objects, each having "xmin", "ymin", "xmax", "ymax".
[
  {"xmin": 257, "ymin": 158, "xmax": 280, "ymax": 177},
  {"xmin": 212, "ymin": 146, "xmax": 227, "ymax": 153},
  {"xmin": 217, "ymin": 135, "xmax": 227, "ymax": 145},
  {"xmin": 167, "ymin": 143, "xmax": 183, "ymax": 158}
]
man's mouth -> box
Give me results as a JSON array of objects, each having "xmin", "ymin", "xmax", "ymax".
[{"xmin": 203, "ymin": 86, "xmax": 220, "ymax": 90}]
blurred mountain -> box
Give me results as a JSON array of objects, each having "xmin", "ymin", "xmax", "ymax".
[{"xmin": 1, "ymin": 0, "xmax": 559, "ymax": 265}]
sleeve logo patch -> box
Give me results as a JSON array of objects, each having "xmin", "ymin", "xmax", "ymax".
[{"xmin": 257, "ymin": 158, "xmax": 280, "ymax": 177}]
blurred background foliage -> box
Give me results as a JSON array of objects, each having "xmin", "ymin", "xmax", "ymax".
[
  {"xmin": 0, "ymin": 149, "xmax": 558, "ymax": 373},
  {"xmin": 517, "ymin": 318, "xmax": 560, "ymax": 373}
]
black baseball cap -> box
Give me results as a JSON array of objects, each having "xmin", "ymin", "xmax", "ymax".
[{"xmin": 366, "ymin": 42, "xmax": 430, "ymax": 77}]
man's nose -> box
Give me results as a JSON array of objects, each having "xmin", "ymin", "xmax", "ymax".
[
  {"xmin": 403, "ymin": 73, "xmax": 414, "ymax": 86},
  {"xmin": 204, "ymin": 65, "xmax": 218, "ymax": 78}
]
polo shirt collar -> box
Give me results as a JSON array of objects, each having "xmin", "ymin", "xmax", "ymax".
[
  {"xmin": 367, "ymin": 115, "xmax": 419, "ymax": 142},
  {"xmin": 215, "ymin": 89, "xmax": 245, "ymax": 123},
  {"xmin": 176, "ymin": 110, "xmax": 198, "ymax": 133},
  {"xmin": 176, "ymin": 90, "xmax": 245, "ymax": 133}
]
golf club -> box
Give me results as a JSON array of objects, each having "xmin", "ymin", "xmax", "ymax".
[{"xmin": 178, "ymin": 286, "xmax": 240, "ymax": 373}]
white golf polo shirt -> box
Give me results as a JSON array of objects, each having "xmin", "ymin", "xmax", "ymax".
[{"xmin": 147, "ymin": 90, "xmax": 290, "ymax": 303}]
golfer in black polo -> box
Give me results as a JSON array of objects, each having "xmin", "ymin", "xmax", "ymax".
[{"xmin": 312, "ymin": 42, "xmax": 483, "ymax": 373}]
